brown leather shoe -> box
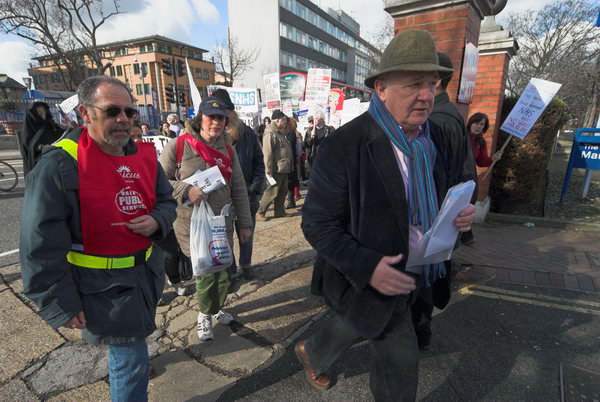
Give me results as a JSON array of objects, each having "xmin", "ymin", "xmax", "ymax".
[
  {"xmin": 294, "ymin": 341, "xmax": 333, "ymax": 390},
  {"xmin": 256, "ymin": 213, "xmax": 268, "ymax": 222}
]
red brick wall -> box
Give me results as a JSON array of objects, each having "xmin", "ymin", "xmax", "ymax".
[
  {"xmin": 469, "ymin": 53, "xmax": 510, "ymax": 200},
  {"xmin": 393, "ymin": 4, "xmax": 482, "ymax": 120}
]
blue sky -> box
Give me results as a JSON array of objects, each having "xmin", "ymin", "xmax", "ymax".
[{"xmin": 0, "ymin": 0, "xmax": 552, "ymax": 86}]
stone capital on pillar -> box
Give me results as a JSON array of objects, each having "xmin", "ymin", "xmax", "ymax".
[
  {"xmin": 384, "ymin": 0, "xmax": 494, "ymax": 20},
  {"xmin": 478, "ymin": 16, "xmax": 519, "ymax": 57}
]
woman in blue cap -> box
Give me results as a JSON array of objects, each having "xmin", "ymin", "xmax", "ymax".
[{"xmin": 159, "ymin": 97, "xmax": 253, "ymax": 341}]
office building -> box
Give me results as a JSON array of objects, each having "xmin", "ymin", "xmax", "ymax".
[
  {"xmin": 228, "ymin": 0, "xmax": 381, "ymax": 102},
  {"xmin": 27, "ymin": 35, "xmax": 216, "ymax": 112}
]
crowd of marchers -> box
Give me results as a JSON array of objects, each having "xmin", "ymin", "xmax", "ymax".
[{"xmin": 17, "ymin": 29, "xmax": 507, "ymax": 402}]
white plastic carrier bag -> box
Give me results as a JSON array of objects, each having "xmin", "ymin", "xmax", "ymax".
[{"xmin": 189, "ymin": 201, "xmax": 233, "ymax": 276}]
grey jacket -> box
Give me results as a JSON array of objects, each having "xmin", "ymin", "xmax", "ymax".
[
  {"xmin": 262, "ymin": 123, "xmax": 293, "ymax": 175},
  {"xmin": 20, "ymin": 128, "xmax": 177, "ymax": 344}
]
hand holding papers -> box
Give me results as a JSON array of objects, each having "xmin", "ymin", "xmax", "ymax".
[
  {"xmin": 406, "ymin": 181, "xmax": 476, "ymax": 267},
  {"xmin": 266, "ymin": 175, "xmax": 277, "ymax": 186},
  {"xmin": 183, "ymin": 166, "xmax": 226, "ymax": 205}
]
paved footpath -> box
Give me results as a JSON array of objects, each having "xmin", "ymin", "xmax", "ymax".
[{"xmin": 1, "ymin": 198, "xmax": 599, "ymax": 401}]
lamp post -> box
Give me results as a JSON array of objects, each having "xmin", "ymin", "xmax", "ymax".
[{"xmin": 22, "ymin": 77, "xmax": 33, "ymax": 99}]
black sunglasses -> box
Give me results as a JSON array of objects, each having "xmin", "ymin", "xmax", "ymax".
[{"xmin": 87, "ymin": 104, "xmax": 138, "ymax": 119}]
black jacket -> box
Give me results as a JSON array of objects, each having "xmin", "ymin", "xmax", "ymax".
[
  {"xmin": 304, "ymin": 125, "xmax": 334, "ymax": 165},
  {"xmin": 232, "ymin": 123, "xmax": 265, "ymax": 195},
  {"xmin": 20, "ymin": 104, "xmax": 64, "ymax": 175},
  {"xmin": 20, "ymin": 128, "xmax": 177, "ymax": 344},
  {"xmin": 430, "ymin": 92, "xmax": 477, "ymax": 194},
  {"xmin": 301, "ymin": 112, "xmax": 471, "ymax": 339}
]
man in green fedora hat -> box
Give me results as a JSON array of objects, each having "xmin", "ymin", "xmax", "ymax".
[{"xmin": 296, "ymin": 30, "xmax": 476, "ymax": 400}]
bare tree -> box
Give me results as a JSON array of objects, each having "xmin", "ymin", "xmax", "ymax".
[
  {"xmin": 504, "ymin": 0, "xmax": 600, "ymax": 125},
  {"xmin": 364, "ymin": 13, "xmax": 393, "ymax": 75},
  {"xmin": 0, "ymin": 0, "xmax": 121, "ymax": 91},
  {"xmin": 212, "ymin": 28, "xmax": 260, "ymax": 87}
]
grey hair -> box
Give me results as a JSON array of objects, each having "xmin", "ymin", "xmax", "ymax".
[
  {"xmin": 77, "ymin": 75, "xmax": 134, "ymax": 106},
  {"xmin": 314, "ymin": 110, "xmax": 325, "ymax": 120},
  {"xmin": 167, "ymin": 113, "xmax": 179, "ymax": 123}
]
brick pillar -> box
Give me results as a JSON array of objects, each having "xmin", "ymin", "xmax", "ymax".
[
  {"xmin": 385, "ymin": 0, "xmax": 494, "ymax": 120},
  {"xmin": 469, "ymin": 17, "xmax": 519, "ymax": 201}
]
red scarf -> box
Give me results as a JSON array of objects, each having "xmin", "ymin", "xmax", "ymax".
[{"xmin": 178, "ymin": 133, "xmax": 233, "ymax": 181}]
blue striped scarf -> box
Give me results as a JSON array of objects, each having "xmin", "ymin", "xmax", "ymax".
[{"xmin": 368, "ymin": 92, "xmax": 445, "ymax": 286}]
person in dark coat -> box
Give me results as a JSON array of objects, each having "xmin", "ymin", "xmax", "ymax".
[
  {"xmin": 410, "ymin": 51, "xmax": 479, "ymax": 351},
  {"xmin": 295, "ymin": 30, "xmax": 475, "ymax": 400},
  {"xmin": 20, "ymin": 101, "xmax": 64, "ymax": 176},
  {"xmin": 284, "ymin": 117, "xmax": 301, "ymax": 208},
  {"xmin": 303, "ymin": 111, "xmax": 334, "ymax": 176},
  {"xmin": 213, "ymin": 88, "xmax": 265, "ymax": 279},
  {"xmin": 20, "ymin": 76, "xmax": 177, "ymax": 400}
]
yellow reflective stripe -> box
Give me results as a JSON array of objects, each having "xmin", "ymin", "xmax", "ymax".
[
  {"xmin": 67, "ymin": 246, "xmax": 153, "ymax": 269},
  {"xmin": 53, "ymin": 139, "xmax": 78, "ymax": 161}
]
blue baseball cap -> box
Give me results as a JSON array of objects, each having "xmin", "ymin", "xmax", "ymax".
[{"xmin": 199, "ymin": 96, "xmax": 228, "ymax": 117}]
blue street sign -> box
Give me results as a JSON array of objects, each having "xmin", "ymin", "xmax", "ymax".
[
  {"xmin": 596, "ymin": 11, "xmax": 600, "ymax": 27},
  {"xmin": 560, "ymin": 128, "xmax": 600, "ymax": 202}
]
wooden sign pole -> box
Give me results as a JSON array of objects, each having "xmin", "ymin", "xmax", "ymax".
[{"xmin": 482, "ymin": 134, "xmax": 513, "ymax": 182}]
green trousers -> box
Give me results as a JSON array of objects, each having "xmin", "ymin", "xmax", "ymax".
[{"xmin": 195, "ymin": 270, "xmax": 230, "ymax": 315}]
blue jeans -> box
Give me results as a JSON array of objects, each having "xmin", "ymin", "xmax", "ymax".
[{"xmin": 108, "ymin": 339, "xmax": 149, "ymax": 402}]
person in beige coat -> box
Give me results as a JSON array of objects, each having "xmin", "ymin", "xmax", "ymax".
[
  {"xmin": 257, "ymin": 110, "xmax": 293, "ymax": 221},
  {"xmin": 159, "ymin": 97, "xmax": 253, "ymax": 342}
]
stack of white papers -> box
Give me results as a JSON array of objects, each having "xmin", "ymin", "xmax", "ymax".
[
  {"xmin": 182, "ymin": 166, "xmax": 226, "ymax": 205},
  {"xmin": 406, "ymin": 181, "xmax": 476, "ymax": 267}
]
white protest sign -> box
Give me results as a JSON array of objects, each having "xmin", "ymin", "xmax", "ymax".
[
  {"xmin": 340, "ymin": 98, "xmax": 361, "ymax": 126},
  {"xmin": 500, "ymin": 78, "xmax": 562, "ymax": 139},
  {"xmin": 304, "ymin": 68, "xmax": 332, "ymax": 106},
  {"xmin": 59, "ymin": 94, "xmax": 79, "ymax": 114},
  {"xmin": 141, "ymin": 135, "xmax": 173, "ymax": 155},
  {"xmin": 263, "ymin": 73, "xmax": 281, "ymax": 110},
  {"xmin": 208, "ymin": 85, "xmax": 259, "ymax": 113}
]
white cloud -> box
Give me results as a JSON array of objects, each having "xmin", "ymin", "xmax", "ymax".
[
  {"xmin": 0, "ymin": 40, "xmax": 36, "ymax": 86},
  {"xmin": 96, "ymin": 0, "xmax": 220, "ymax": 44},
  {"xmin": 191, "ymin": 0, "xmax": 220, "ymax": 24}
]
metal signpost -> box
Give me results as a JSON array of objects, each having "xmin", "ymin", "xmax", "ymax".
[{"xmin": 560, "ymin": 128, "xmax": 600, "ymax": 202}]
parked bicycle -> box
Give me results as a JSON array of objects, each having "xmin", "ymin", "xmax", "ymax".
[{"xmin": 0, "ymin": 160, "xmax": 18, "ymax": 191}]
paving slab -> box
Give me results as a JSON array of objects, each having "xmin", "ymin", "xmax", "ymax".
[
  {"xmin": 47, "ymin": 381, "xmax": 110, "ymax": 402},
  {"xmin": 148, "ymin": 350, "xmax": 234, "ymax": 402},
  {"xmin": 166, "ymin": 308, "xmax": 197, "ymax": 336},
  {"xmin": 0, "ymin": 379, "xmax": 39, "ymax": 401},
  {"xmin": 28, "ymin": 343, "xmax": 108, "ymax": 397},
  {"xmin": 187, "ymin": 325, "xmax": 274, "ymax": 376},
  {"xmin": 228, "ymin": 266, "xmax": 325, "ymax": 344},
  {"xmin": 0, "ymin": 290, "xmax": 64, "ymax": 384}
]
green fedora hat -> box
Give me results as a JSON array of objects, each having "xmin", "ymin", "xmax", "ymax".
[{"xmin": 364, "ymin": 30, "xmax": 454, "ymax": 89}]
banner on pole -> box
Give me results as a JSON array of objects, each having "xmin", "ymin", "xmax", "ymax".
[
  {"xmin": 500, "ymin": 78, "xmax": 562, "ymax": 139},
  {"xmin": 185, "ymin": 58, "xmax": 202, "ymax": 113}
]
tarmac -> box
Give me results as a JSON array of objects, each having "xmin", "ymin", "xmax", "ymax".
[{"xmin": 1, "ymin": 193, "xmax": 599, "ymax": 400}]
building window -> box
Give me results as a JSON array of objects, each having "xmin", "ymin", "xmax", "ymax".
[
  {"xmin": 116, "ymin": 65, "xmax": 123, "ymax": 76},
  {"xmin": 203, "ymin": 69, "xmax": 209, "ymax": 79},
  {"xmin": 136, "ymin": 84, "xmax": 143, "ymax": 95},
  {"xmin": 133, "ymin": 63, "xmax": 140, "ymax": 74},
  {"xmin": 195, "ymin": 68, "xmax": 201, "ymax": 79},
  {"xmin": 166, "ymin": 46, "xmax": 172, "ymax": 55},
  {"xmin": 144, "ymin": 84, "xmax": 150, "ymax": 94},
  {"xmin": 139, "ymin": 45, "xmax": 146, "ymax": 53},
  {"xmin": 296, "ymin": 56, "xmax": 306, "ymax": 70}
]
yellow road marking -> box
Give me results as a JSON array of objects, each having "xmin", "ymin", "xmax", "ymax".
[
  {"xmin": 460, "ymin": 284, "xmax": 600, "ymax": 308},
  {"xmin": 458, "ymin": 286, "xmax": 600, "ymax": 316}
]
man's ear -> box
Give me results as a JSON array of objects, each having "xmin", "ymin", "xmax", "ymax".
[
  {"xmin": 373, "ymin": 78, "xmax": 387, "ymax": 100},
  {"xmin": 78, "ymin": 104, "xmax": 92, "ymax": 124}
]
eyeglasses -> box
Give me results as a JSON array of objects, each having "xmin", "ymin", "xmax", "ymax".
[{"xmin": 87, "ymin": 105, "xmax": 138, "ymax": 119}]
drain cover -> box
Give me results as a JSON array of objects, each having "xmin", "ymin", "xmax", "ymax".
[{"xmin": 561, "ymin": 363, "xmax": 600, "ymax": 402}]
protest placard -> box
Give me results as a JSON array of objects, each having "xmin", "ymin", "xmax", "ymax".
[
  {"xmin": 500, "ymin": 78, "xmax": 562, "ymax": 140},
  {"xmin": 59, "ymin": 94, "xmax": 79, "ymax": 114},
  {"xmin": 263, "ymin": 73, "xmax": 282, "ymax": 110},
  {"xmin": 141, "ymin": 135, "xmax": 173, "ymax": 155},
  {"xmin": 483, "ymin": 78, "xmax": 562, "ymax": 180},
  {"xmin": 208, "ymin": 85, "xmax": 258, "ymax": 113},
  {"xmin": 304, "ymin": 68, "xmax": 332, "ymax": 106}
]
